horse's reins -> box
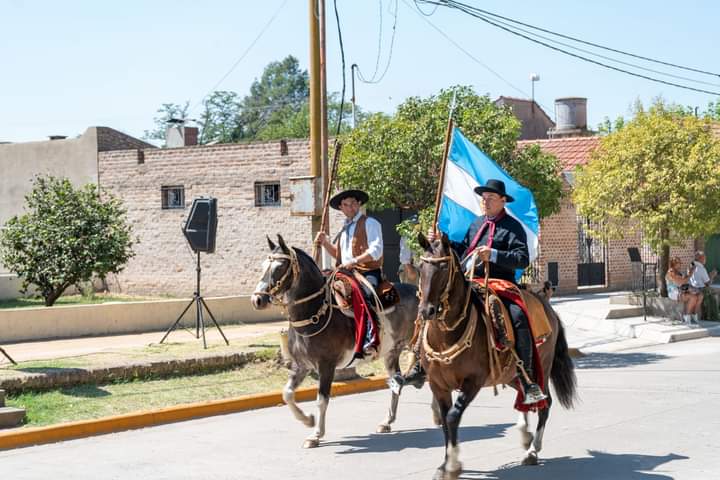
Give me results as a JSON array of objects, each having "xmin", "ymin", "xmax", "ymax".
[{"xmin": 254, "ymin": 250, "xmax": 337, "ymax": 337}]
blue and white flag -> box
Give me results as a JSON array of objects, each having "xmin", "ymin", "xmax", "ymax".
[{"xmin": 437, "ymin": 127, "xmax": 539, "ymax": 268}]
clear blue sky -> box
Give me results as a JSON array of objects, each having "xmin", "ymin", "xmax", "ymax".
[{"xmin": 2, "ymin": 0, "xmax": 718, "ymax": 143}]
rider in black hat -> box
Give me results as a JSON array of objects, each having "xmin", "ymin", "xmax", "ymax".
[
  {"xmin": 392, "ymin": 179, "xmax": 547, "ymax": 405},
  {"xmin": 315, "ymin": 189, "xmax": 384, "ymax": 357}
]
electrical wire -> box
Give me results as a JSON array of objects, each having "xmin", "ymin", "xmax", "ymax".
[
  {"xmin": 355, "ymin": 0, "xmax": 399, "ymax": 85},
  {"xmin": 438, "ymin": 0, "xmax": 720, "ymax": 79},
  {"xmin": 468, "ymin": 8, "xmax": 720, "ymax": 89},
  {"xmin": 423, "ymin": 0, "xmax": 720, "ymax": 96},
  {"xmin": 189, "ymin": 0, "xmax": 290, "ymax": 116},
  {"xmin": 403, "ymin": 0, "xmax": 534, "ymax": 102},
  {"xmin": 333, "ymin": 0, "xmax": 347, "ymax": 136}
]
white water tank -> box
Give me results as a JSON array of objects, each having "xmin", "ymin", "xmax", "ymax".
[{"xmin": 555, "ymin": 97, "xmax": 587, "ymax": 131}]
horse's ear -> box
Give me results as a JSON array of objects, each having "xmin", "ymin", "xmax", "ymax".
[
  {"xmin": 418, "ymin": 232, "xmax": 431, "ymax": 252},
  {"xmin": 277, "ymin": 234, "xmax": 289, "ymax": 253},
  {"xmin": 440, "ymin": 232, "xmax": 450, "ymax": 250},
  {"xmin": 267, "ymin": 235, "xmax": 277, "ymax": 251}
]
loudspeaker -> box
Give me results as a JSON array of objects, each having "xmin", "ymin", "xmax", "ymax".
[{"xmin": 183, "ymin": 197, "xmax": 217, "ymax": 253}]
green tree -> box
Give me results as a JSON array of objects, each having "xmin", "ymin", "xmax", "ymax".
[
  {"xmin": 573, "ymin": 99, "xmax": 720, "ymax": 295},
  {"xmin": 238, "ymin": 55, "xmax": 309, "ymax": 140},
  {"xmin": 143, "ymin": 102, "xmax": 190, "ymax": 142},
  {"xmin": 337, "ymin": 86, "xmax": 564, "ymax": 251},
  {"xmin": 0, "ymin": 176, "xmax": 136, "ymax": 306},
  {"xmin": 198, "ymin": 91, "xmax": 242, "ymax": 144},
  {"xmin": 597, "ymin": 115, "xmax": 626, "ymax": 135}
]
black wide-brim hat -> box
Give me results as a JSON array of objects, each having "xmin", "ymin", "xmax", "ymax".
[
  {"xmin": 473, "ymin": 179, "xmax": 515, "ymax": 203},
  {"xmin": 329, "ymin": 189, "xmax": 369, "ymax": 210}
]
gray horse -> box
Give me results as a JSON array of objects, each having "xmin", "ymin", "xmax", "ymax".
[{"xmin": 251, "ymin": 234, "xmax": 419, "ymax": 448}]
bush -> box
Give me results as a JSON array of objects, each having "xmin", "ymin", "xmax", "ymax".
[{"xmin": 0, "ymin": 175, "xmax": 136, "ymax": 306}]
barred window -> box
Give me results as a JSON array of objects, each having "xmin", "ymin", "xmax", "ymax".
[
  {"xmin": 161, "ymin": 185, "xmax": 185, "ymax": 209},
  {"xmin": 255, "ymin": 182, "xmax": 281, "ymax": 207}
]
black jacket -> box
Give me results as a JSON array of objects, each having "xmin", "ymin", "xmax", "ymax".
[{"xmin": 449, "ymin": 210, "xmax": 529, "ymax": 283}]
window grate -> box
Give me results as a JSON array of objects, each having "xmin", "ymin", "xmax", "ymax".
[
  {"xmin": 161, "ymin": 185, "xmax": 185, "ymax": 209},
  {"xmin": 254, "ymin": 182, "xmax": 281, "ymax": 207}
]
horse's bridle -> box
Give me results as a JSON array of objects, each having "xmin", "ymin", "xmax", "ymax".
[
  {"xmin": 419, "ymin": 251, "xmax": 472, "ymax": 331},
  {"xmin": 255, "ymin": 249, "xmax": 322, "ymax": 307},
  {"xmin": 254, "ymin": 249, "xmax": 334, "ymax": 336}
]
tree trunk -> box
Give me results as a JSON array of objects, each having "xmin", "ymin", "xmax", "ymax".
[{"xmin": 44, "ymin": 283, "xmax": 70, "ymax": 306}]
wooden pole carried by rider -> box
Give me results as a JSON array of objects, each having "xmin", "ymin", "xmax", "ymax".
[{"xmin": 313, "ymin": 141, "xmax": 343, "ymax": 264}]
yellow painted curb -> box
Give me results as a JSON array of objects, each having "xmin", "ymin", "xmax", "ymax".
[{"xmin": 0, "ymin": 375, "xmax": 389, "ymax": 451}]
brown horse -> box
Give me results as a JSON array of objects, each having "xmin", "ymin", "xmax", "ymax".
[
  {"xmin": 250, "ymin": 235, "xmax": 419, "ymax": 448},
  {"xmin": 417, "ymin": 232, "xmax": 577, "ymax": 479}
]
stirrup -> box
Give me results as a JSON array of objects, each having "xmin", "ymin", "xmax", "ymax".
[{"xmin": 523, "ymin": 383, "xmax": 548, "ymax": 405}]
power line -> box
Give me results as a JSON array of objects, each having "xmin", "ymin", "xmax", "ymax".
[
  {"xmin": 440, "ymin": 0, "xmax": 720, "ymax": 79},
  {"xmin": 189, "ymin": 0, "xmax": 289, "ymax": 116},
  {"xmin": 469, "ymin": 8, "xmax": 720, "ymax": 89},
  {"xmin": 355, "ymin": 0, "xmax": 399, "ymax": 85},
  {"xmin": 424, "ymin": 0, "xmax": 720, "ymax": 96},
  {"xmin": 403, "ymin": 0, "xmax": 534, "ymax": 102}
]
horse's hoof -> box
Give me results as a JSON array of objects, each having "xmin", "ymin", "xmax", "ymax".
[
  {"xmin": 521, "ymin": 452, "xmax": 538, "ymax": 466},
  {"xmin": 433, "ymin": 469, "xmax": 460, "ymax": 480},
  {"xmin": 376, "ymin": 424, "xmax": 392, "ymax": 434},
  {"xmin": 303, "ymin": 414, "xmax": 316, "ymax": 428},
  {"xmin": 303, "ymin": 438, "xmax": 320, "ymax": 449}
]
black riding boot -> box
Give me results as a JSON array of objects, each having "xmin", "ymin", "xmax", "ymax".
[
  {"xmin": 388, "ymin": 359, "xmax": 426, "ymax": 394},
  {"xmin": 515, "ymin": 327, "xmax": 547, "ymax": 405}
]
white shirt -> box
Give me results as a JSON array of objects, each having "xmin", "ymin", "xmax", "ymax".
[
  {"xmin": 339, "ymin": 211, "xmax": 383, "ymax": 264},
  {"xmin": 690, "ymin": 261, "xmax": 710, "ymax": 289}
]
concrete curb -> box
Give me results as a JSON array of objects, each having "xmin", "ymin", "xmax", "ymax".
[{"xmin": 0, "ymin": 375, "xmax": 389, "ymax": 451}]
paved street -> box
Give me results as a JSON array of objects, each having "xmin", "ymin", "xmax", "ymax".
[{"xmin": 2, "ymin": 331, "xmax": 719, "ymax": 479}]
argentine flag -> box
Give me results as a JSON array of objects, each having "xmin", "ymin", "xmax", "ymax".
[{"xmin": 438, "ymin": 127, "xmax": 539, "ymax": 268}]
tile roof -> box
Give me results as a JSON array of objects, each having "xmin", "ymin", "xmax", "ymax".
[{"xmin": 517, "ymin": 136, "xmax": 601, "ymax": 171}]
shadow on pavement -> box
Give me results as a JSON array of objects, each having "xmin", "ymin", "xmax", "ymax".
[
  {"xmin": 460, "ymin": 450, "xmax": 688, "ymax": 479},
  {"xmin": 328, "ymin": 423, "xmax": 513, "ymax": 454},
  {"xmin": 574, "ymin": 352, "xmax": 669, "ymax": 369}
]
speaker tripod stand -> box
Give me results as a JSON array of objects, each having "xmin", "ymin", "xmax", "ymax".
[
  {"xmin": 0, "ymin": 346, "xmax": 17, "ymax": 365},
  {"xmin": 160, "ymin": 251, "xmax": 229, "ymax": 349}
]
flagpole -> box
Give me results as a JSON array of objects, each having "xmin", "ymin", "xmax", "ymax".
[{"xmin": 432, "ymin": 92, "xmax": 457, "ymax": 234}]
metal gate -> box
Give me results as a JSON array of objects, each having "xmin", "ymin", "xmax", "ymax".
[{"xmin": 577, "ymin": 216, "xmax": 606, "ymax": 287}]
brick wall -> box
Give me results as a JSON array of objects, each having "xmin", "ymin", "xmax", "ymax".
[
  {"xmin": 538, "ymin": 194, "xmax": 696, "ymax": 294},
  {"xmin": 98, "ymin": 139, "xmax": 330, "ymax": 297}
]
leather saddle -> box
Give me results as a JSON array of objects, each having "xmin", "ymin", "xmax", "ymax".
[{"xmin": 331, "ymin": 272, "xmax": 399, "ymax": 312}]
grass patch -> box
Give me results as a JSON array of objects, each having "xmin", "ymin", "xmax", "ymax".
[
  {"xmin": 3, "ymin": 344, "xmax": 400, "ymax": 429},
  {"xmin": 6, "ymin": 355, "xmax": 391, "ymax": 428},
  {"xmin": 0, "ymin": 293, "xmax": 162, "ymax": 309}
]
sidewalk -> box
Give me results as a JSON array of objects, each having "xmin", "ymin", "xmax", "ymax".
[{"xmin": 3, "ymin": 291, "xmax": 719, "ymax": 366}]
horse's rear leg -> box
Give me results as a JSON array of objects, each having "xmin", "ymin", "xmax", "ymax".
[
  {"xmin": 516, "ymin": 412, "xmax": 533, "ymax": 450},
  {"xmin": 377, "ymin": 349, "xmax": 402, "ymax": 433},
  {"xmin": 283, "ymin": 364, "xmax": 314, "ymax": 428},
  {"xmin": 303, "ymin": 361, "xmax": 335, "ymax": 449},
  {"xmin": 521, "ymin": 393, "xmax": 552, "ymax": 466}
]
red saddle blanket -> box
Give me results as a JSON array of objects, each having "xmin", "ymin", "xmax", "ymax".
[
  {"xmin": 471, "ymin": 278, "xmax": 548, "ymax": 412},
  {"xmin": 335, "ymin": 271, "xmax": 379, "ymax": 357}
]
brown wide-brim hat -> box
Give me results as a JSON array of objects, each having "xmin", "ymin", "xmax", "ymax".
[
  {"xmin": 329, "ymin": 189, "xmax": 369, "ymax": 210},
  {"xmin": 473, "ymin": 179, "xmax": 515, "ymax": 203}
]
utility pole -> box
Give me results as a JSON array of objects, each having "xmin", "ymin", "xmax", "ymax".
[
  {"xmin": 308, "ymin": 0, "xmax": 322, "ymax": 244},
  {"xmin": 351, "ymin": 63, "xmax": 358, "ymax": 129}
]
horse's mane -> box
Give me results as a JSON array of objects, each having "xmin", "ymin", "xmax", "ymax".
[{"xmin": 292, "ymin": 246, "xmax": 323, "ymax": 277}]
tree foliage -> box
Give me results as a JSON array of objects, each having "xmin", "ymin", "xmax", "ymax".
[
  {"xmin": 146, "ymin": 55, "xmax": 359, "ymax": 144},
  {"xmin": 337, "ymin": 86, "xmax": 564, "ymax": 252},
  {"xmin": 0, "ymin": 176, "xmax": 136, "ymax": 306},
  {"xmin": 573, "ymin": 99, "xmax": 720, "ymax": 293}
]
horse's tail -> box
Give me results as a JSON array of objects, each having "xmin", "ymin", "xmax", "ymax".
[{"xmin": 549, "ymin": 316, "xmax": 578, "ymax": 409}]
